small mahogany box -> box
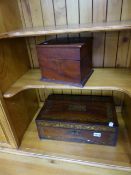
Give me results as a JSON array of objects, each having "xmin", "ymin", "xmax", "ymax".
[
  {"xmin": 36, "ymin": 95, "xmax": 118, "ymax": 146},
  {"xmin": 36, "ymin": 37, "xmax": 93, "ymax": 87}
]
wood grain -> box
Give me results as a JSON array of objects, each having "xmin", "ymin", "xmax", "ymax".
[
  {"xmin": 116, "ymin": 0, "xmax": 131, "ymax": 67},
  {"xmin": 122, "ymin": 94, "xmax": 131, "ymax": 145},
  {"xmin": 20, "ymin": 0, "xmax": 33, "ymax": 27},
  {"xmin": 41, "ymin": 0, "xmax": 55, "ymax": 27},
  {"xmin": 92, "ymin": 0, "xmax": 107, "ymax": 67},
  {"xmin": 0, "ymin": 0, "xmax": 40, "ymax": 149},
  {"xmin": 0, "ymin": 92, "xmax": 18, "ymax": 148},
  {"xmin": 53, "ymin": 0, "xmax": 67, "ymax": 39},
  {"xmin": 0, "ymin": 21, "xmax": 131, "ymax": 39},
  {"xmin": 116, "ymin": 31, "xmax": 130, "ymax": 67},
  {"xmin": 15, "ymin": 0, "xmax": 131, "ymax": 70},
  {"xmin": 121, "ymin": 0, "xmax": 131, "ymax": 21},
  {"xmin": 20, "ymin": 108, "xmax": 131, "ymax": 171},
  {"xmin": 28, "ymin": 0, "xmax": 43, "ymax": 27},
  {"xmin": 79, "ymin": 0, "xmax": 92, "ymax": 24},
  {"xmin": 66, "ymin": 0, "xmax": 79, "ymax": 37},
  {"xmin": 4, "ymin": 90, "xmax": 39, "ymax": 145},
  {"xmin": 3, "ymin": 68, "xmax": 131, "ymax": 98},
  {"xmin": 104, "ymin": 0, "xmax": 122, "ymax": 67},
  {"xmin": 0, "ymin": 38, "xmax": 30, "ymax": 93},
  {"xmin": 104, "ymin": 32, "xmax": 119, "ymax": 67},
  {"xmin": 53, "ymin": 0, "xmax": 67, "ymax": 26},
  {"xmin": 0, "ymin": 150, "xmax": 130, "ymax": 175},
  {"xmin": 0, "ymin": 0, "xmax": 23, "ymax": 33}
]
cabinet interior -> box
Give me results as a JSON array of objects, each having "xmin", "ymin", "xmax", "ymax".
[{"xmin": 0, "ymin": 0, "xmax": 131, "ymax": 171}]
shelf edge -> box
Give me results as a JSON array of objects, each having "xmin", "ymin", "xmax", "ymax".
[{"xmin": 0, "ymin": 21, "xmax": 131, "ymax": 39}]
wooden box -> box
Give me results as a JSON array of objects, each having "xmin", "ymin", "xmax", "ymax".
[
  {"xmin": 36, "ymin": 37, "xmax": 93, "ymax": 87},
  {"xmin": 36, "ymin": 95, "xmax": 118, "ymax": 146}
]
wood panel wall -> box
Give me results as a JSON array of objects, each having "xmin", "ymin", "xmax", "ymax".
[
  {"xmin": 18, "ymin": 0, "xmax": 131, "ymax": 68},
  {"xmin": 16, "ymin": 0, "xmax": 131, "ymax": 104},
  {"xmin": 0, "ymin": 0, "xmax": 39, "ymax": 147}
]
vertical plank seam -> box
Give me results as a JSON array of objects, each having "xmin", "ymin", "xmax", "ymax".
[
  {"xmin": 26, "ymin": 0, "xmax": 33, "ymax": 27},
  {"xmin": 17, "ymin": 0, "xmax": 25, "ymax": 28},
  {"xmin": 78, "ymin": 0, "xmax": 80, "ymax": 38},
  {"xmin": 115, "ymin": 0, "xmax": 123, "ymax": 67},
  {"xmin": 103, "ymin": 0, "xmax": 108, "ymax": 67},
  {"xmin": 21, "ymin": 0, "xmax": 35, "ymax": 68},
  {"xmin": 0, "ymin": 121, "xmax": 10, "ymax": 144},
  {"xmin": 105, "ymin": 0, "xmax": 108, "ymax": 22},
  {"xmin": 52, "ymin": 0, "xmax": 57, "ymax": 26},
  {"xmin": 0, "ymin": 100, "xmax": 18, "ymax": 147},
  {"xmin": 115, "ymin": 32, "xmax": 120, "ymax": 68},
  {"xmin": 40, "ymin": 0, "xmax": 45, "ymax": 26},
  {"xmin": 65, "ymin": 0, "xmax": 69, "ymax": 39},
  {"xmin": 52, "ymin": 0, "xmax": 57, "ymax": 40},
  {"xmin": 126, "ymin": 35, "xmax": 131, "ymax": 67},
  {"xmin": 125, "ymin": 33, "xmax": 131, "ymax": 67},
  {"xmin": 19, "ymin": 0, "xmax": 35, "ymax": 68},
  {"xmin": 92, "ymin": 0, "xmax": 93, "ymax": 23}
]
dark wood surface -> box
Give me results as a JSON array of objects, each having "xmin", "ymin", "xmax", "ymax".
[
  {"xmin": 36, "ymin": 37, "xmax": 93, "ymax": 86},
  {"xmin": 37, "ymin": 126, "xmax": 117, "ymax": 146},
  {"xmin": 36, "ymin": 95, "xmax": 118, "ymax": 146},
  {"xmin": 39, "ymin": 59, "xmax": 81, "ymax": 83}
]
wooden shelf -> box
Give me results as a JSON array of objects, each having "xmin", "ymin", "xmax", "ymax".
[
  {"xmin": 0, "ymin": 20, "xmax": 131, "ymax": 39},
  {"xmin": 19, "ymin": 108, "xmax": 131, "ymax": 171},
  {"xmin": 3, "ymin": 68, "xmax": 131, "ymax": 98}
]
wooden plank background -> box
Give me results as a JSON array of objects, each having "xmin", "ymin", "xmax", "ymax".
[{"xmin": 17, "ymin": 0, "xmax": 131, "ymax": 104}]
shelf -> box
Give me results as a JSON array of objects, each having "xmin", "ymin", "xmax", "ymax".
[
  {"xmin": 3, "ymin": 68, "xmax": 131, "ymax": 98},
  {"xmin": 19, "ymin": 108, "xmax": 131, "ymax": 171},
  {"xmin": 0, "ymin": 20, "xmax": 131, "ymax": 39}
]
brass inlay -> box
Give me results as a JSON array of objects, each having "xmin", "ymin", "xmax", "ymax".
[{"xmin": 38, "ymin": 121, "xmax": 116, "ymax": 132}]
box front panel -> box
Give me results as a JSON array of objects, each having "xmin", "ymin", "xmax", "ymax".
[
  {"xmin": 37, "ymin": 125, "xmax": 117, "ymax": 146},
  {"xmin": 38, "ymin": 58, "xmax": 81, "ymax": 83}
]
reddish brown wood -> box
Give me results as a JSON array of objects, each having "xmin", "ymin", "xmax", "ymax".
[
  {"xmin": 36, "ymin": 95, "xmax": 118, "ymax": 146},
  {"xmin": 36, "ymin": 37, "xmax": 93, "ymax": 86}
]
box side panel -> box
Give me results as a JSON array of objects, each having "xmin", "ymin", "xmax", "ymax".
[{"xmin": 80, "ymin": 40, "xmax": 93, "ymax": 81}]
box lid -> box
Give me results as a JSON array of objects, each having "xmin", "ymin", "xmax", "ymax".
[
  {"xmin": 36, "ymin": 95, "xmax": 118, "ymax": 129},
  {"xmin": 38, "ymin": 37, "xmax": 92, "ymax": 48}
]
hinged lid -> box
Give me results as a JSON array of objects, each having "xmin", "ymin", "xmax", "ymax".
[
  {"xmin": 36, "ymin": 95, "xmax": 118, "ymax": 129},
  {"xmin": 38, "ymin": 37, "xmax": 92, "ymax": 48}
]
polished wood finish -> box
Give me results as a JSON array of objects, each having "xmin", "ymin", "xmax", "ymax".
[
  {"xmin": 0, "ymin": 0, "xmax": 23, "ymax": 33},
  {"xmin": 0, "ymin": 91, "xmax": 17, "ymax": 148},
  {"xmin": 0, "ymin": 0, "xmax": 40, "ymax": 148},
  {"xmin": 18, "ymin": 0, "xmax": 131, "ymax": 102},
  {"xmin": 0, "ymin": 38, "xmax": 30, "ymax": 93},
  {"xmin": 3, "ymin": 68, "xmax": 131, "ymax": 98},
  {"xmin": 37, "ymin": 38, "xmax": 92, "ymax": 86},
  {"xmin": 36, "ymin": 95, "xmax": 118, "ymax": 146},
  {"xmin": 0, "ymin": 0, "xmax": 131, "ymax": 174},
  {"xmin": 0, "ymin": 21, "xmax": 131, "ymax": 39},
  {"xmin": 20, "ymin": 108, "xmax": 131, "ymax": 171},
  {"xmin": 4, "ymin": 90, "xmax": 39, "ymax": 145}
]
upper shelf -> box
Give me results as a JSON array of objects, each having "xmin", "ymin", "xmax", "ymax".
[
  {"xmin": 1, "ymin": 20, "xmax": 131, "ymax": 39},
  {"xmin": 3, "ymin": 68, "xmax": 131, "ymax": 98}
]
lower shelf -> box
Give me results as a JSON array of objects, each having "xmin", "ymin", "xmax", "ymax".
[{"xmin": 20, "ymin": 108, "xmax": 131, "ymax": 171}]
